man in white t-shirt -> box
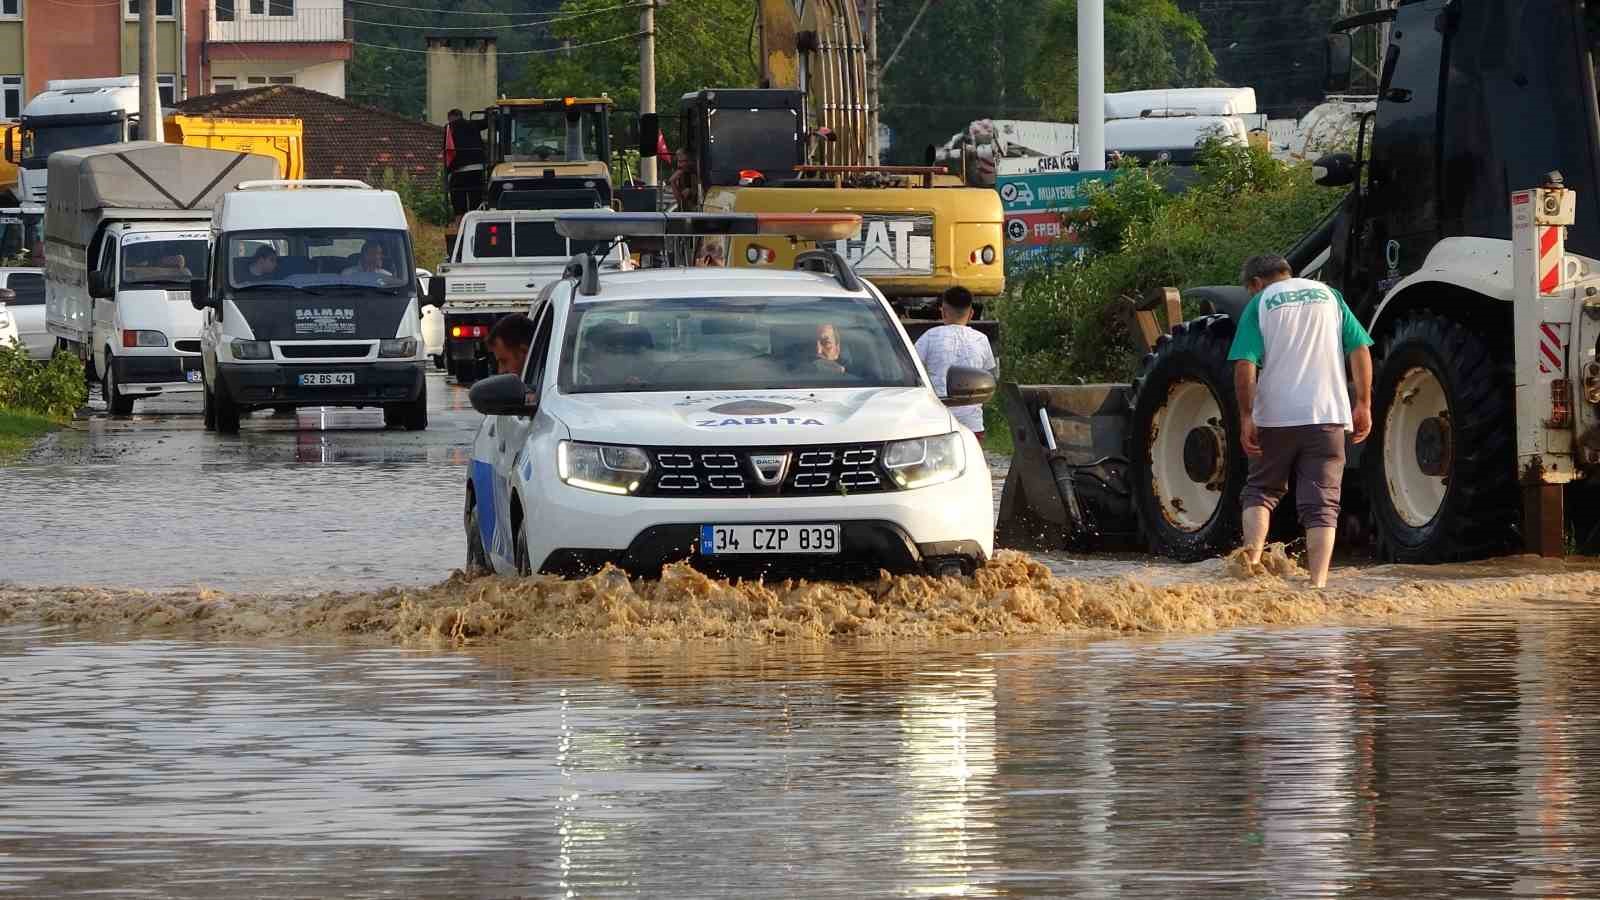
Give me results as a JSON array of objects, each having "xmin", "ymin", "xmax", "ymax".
[
  {"xmin": 1227, "ymin": 254, "xmax": 1373, "ymax": 587},
  {"xmin": 914, "ymin": 286, "xmax": 997, "ymax": 443}
]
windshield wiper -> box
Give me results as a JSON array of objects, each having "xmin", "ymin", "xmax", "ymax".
[
  {"xmin": 233, "ymin": 283, "xmax": 327, "ymax": 295},
  {"xmin": 301, "ymin": 283, "xmax": 405, "ymax": 294}
]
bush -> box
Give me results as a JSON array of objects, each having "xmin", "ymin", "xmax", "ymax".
[
  {"xmin": 0, "ymin": 340, "xmax": 87, "ymax": 418},
  {"xmin": 994, "ymin": 140, "xmax": 1345, "ymax": 386},
  {"xmin": 378, "ymin": 169, "xmax": 454, "ymax": 227}
]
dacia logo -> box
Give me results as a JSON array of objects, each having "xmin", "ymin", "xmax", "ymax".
[{"xmin": 748, "ymin": 452, "xmax": 790, "ymax": 486}]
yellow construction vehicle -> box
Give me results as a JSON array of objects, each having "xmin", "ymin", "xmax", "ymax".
[
  {"xmin": 656, "ymin": 1, "xmax": 1004, "ymax": 337},
  {"xmin": 479, "ymin": 96, "xmax": 615, "ymax": 210}
]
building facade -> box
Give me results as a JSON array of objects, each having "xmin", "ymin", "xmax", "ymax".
[{"xmin": 0, "ymin": 0, "xmax": 349, "ymax": 117}]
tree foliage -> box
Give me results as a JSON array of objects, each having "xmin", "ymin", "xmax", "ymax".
[{"xmin": 1026, "ymin": 0, "xmax": 1217, "ymax": 121}]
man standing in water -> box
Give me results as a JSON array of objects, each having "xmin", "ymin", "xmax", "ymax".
[{"xmin": 1227, "ymin": 254, "xmax": 1373, "ymax": 588}]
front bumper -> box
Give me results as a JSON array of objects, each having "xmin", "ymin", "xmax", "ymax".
[
  {"xmin": 112, "ymin": 353, "xmax": 203, "ymax": 395},
  {"xmin": 542, "ymin": 520, "xmax": 987, "ymax": 579},
  {"xmin": 216, "ymin": 361, "xmax": 425, "ymax": 408}
]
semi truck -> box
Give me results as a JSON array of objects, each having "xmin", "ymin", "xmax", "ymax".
[
  {"xmin": 998, "ymin": 0, "xmax": 1600, "ymax": 564},
  {"xmin": 45, "ymin": 142, "xmax": 277, "ymax": 415}
]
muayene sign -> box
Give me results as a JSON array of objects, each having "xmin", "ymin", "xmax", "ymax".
[{"xmin": 996, "ymin": 170, "xmax": 1117, "ymax": 271}]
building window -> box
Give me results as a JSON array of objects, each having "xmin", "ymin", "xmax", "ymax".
[
  {"xmin": 1, "ymin": 76, "xmax": 20, "ymax": 119},
  {"xmin": 248, "ymin": 0, "xmax": 291, "ymax": 14},
  {"xmin": 126, "ymin": 0, "xmax": 175, "ymax": 17},
  {"xmin": 215, "ymin": 0, "xmax": 232, "ymax": 20},
  {"xmin": 212, "ymin": 77, "xmax": 237, "ymax": 93},
  {"xmin": 0, "ymin": 0, "xmax": 19, "ymax": 19},
  {"xmin": 157, "ymin": 74, "xmax": 175, "ymax": 107},
  {"xmin": 245, "ymin": 75, "xmax": 294, "ymax": 86}
]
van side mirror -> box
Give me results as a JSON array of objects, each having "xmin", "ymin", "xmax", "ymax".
[
  {"xmin": 638, "ymin": 113, "xmax": 659, "ymax": 160},
  {"xmin": 1312, "ymin": 152, "xmax": 1359, "ymax": 188},
  {"xmin": 469, "ymin": 373, "xmax": 537, "ymax": 416},
  {"xmin": 942, "ymin": 366, "xmax": 996, "ymax": 407},
  {"xmin": 188, "ymin": 277, "xmax": 211, "ymax": 311},
  {"xmin": 1324, "ymin": 34, "xmax": 1353, "ymax": 94},
  {"xmin": 88, "ymin": 270, "xmax": 112, "ymax": 299},
  {"xmin": 425, "ymin": 272, "xmax": 446, "ymax": 307},
  {"xmin": 0, "ymin": 287, "xmax": 15, "ymax": 303}
]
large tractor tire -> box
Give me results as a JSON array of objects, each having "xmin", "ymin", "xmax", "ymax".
[
  {"xmin": 1363, "ymin": 312, "xmax": 1518, "ymax": 562},
  {"xmin": 1128, "ymin": 315, "xmax": 1250, "ymax": 561}
]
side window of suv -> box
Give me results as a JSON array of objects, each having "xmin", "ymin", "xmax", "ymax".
[{"xmin": 522, "ymin": 300, "xmax": 553, "ymax": 390}]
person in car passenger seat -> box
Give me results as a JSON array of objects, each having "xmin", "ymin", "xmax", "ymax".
[{"xmin": 487, "ymin": 312, "xmax": 537, "ymax": 376}]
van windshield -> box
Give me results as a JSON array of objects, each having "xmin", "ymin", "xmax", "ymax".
[
  {"xmin": 559, "ymin": 295, "xmax": 922, "ymax": 394},
  {"xmin": 121, "ymin": 237, "xmax": 207, "ymax": 289},
  {"xmin": 226, "ymin": 229, "xmax": 413, "ymax": 292}
]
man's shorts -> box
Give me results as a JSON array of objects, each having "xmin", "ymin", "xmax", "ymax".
[{"xmin": 1242, "ymin": 424, "xmax": 1346, "ymax": 529}]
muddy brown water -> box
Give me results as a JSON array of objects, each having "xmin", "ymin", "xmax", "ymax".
[{"xmin": 8, "ymin": 379, "xmax": 1600, "ymax": 896}]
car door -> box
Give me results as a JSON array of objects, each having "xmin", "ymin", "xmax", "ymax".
[
  {"xmin": 487, "ymin": 298, "xmax": 555, "ymax": 571},
  {"xmin": 90, "ymin": 233, "xmax": 119, "ymax": 376}
]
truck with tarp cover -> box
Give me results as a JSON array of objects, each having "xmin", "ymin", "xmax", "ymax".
[{"xmin": 45, "ymin": 141, "xmax": 277, "ymax": 414}]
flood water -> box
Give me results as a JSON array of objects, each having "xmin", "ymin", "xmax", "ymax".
[{"xmin": 8, "ymin": 378, "xmax": 1600, "ymax": 896}]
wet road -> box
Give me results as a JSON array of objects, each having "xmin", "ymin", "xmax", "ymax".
[
  {"xmin": 1, "ymin": 372, "xmax": 478, "ymax": 592},
  {"xmin": 6, "ymin": 606, "xmax": 1600, "ymax": 898}
]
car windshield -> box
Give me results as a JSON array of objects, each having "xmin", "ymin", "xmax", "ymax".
[
  {"xmin": 24, "ymin": 121, "xmax": 124, "ymax": 163},
  {"xmin": 499, "ymin": 106, "xmax": 604, "ymax": 163},
  {"xmin": 226, "ymin": 229, "xmax": 413, "ymax": 291},
  {"xmin": 471, "ymin": 219, "xmax": 614, "ymax": 260},
  {"xmin": 121, "ymin": 237, "xmax": 207, "ymax": 289},
  {"xmin": 559, "ymin": 295, "xmax": 922, "ymax": 394}
]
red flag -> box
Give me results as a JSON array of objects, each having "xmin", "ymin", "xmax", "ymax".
[
  {"xmin": 656, "ymin": 130, "xmax": 671, "ymax": 163},
  {"xmin": 443, "ymin": 123, "xmax": 456, "ymax": 169}
]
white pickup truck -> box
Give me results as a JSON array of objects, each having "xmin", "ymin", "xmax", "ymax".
[{"xmin": 430, "ymin": 208, "xmax": 629, "ymax": 383}]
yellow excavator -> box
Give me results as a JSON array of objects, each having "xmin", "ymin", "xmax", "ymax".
[{"xmin": 654, "ymin": 0, "xmax": 1004, "ymax": 337}]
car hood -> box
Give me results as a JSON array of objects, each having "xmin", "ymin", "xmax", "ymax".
[{"xmin": 549, "ymin": 387, "xmax": 954, "ymax": 446}]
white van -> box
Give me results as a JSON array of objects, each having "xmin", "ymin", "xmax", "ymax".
[{"xmin": 194, "ymin": 180, "xmax": 429, "ymax": 433}]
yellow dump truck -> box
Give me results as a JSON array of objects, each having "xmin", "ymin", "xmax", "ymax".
[{"xmin": 165, "ymin": 115, "xmax": 304, "ymax": 181}]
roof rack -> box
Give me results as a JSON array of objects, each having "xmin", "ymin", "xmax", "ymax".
[
  {"xmin": 564, "ymin": 252, "xmax": 602, "ymax": 296},
  {"xmin": 236, "ymin": 179, "xmax": 373, "ymax": 191},
  {"xmin": 554, "ymin": 211, "xmax": 860, "ymax": 243},
  {"xmin": 793, "ymin": 249, "xmax": 862, "ymax": 293}
]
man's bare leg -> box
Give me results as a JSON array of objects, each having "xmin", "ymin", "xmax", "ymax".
[
  {"xmin": 1306, "ymin": 526, "xmax": 1336, "ymax": 588},
  {"xmin": 1243, "ymin": 505, "xmax": 1270, "ymax": 565}
]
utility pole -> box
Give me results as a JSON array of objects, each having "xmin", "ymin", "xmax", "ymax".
[
  {"xmin": 138, "ymin": 0, "xmax": 162, "ymax": 141},
  {"xmin": 639, "ymin": 0, "xmax": 657, "ymax": 185},
  {"xmin": 1077, "ymin": 0, "xmax": 1104, "ymax": 170},
  {"xmin": 865, "ymin": 0, "xmax": 879, "ymax": 164}
]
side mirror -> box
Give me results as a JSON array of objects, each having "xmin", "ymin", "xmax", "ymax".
[
  {"xmin": 0, "ymin": 287, "xmax": 15, "ymax": 303},
  {"xmin": 1324, "ymin": 33, "xmax": 1353, "ymax": 94},
  {"xmin": 469, "ymin": 373, "xmax": 537, "ymax": 417},
  {"xmin": 1311, "ymin": 152, "xmax": 1359, "ymax": 188},
  {"xmin": 188, "ymin": 277, "xmax": 211, "ymax": 311},
  {"xmin": 88, "ymin": 269, "xmax": 111, "ymax": 299},
  {"xmin": 638, "ymin": 112, "xmax": 659, "ymax": 160},
  {"xmin": 942, "ymin": 366, "xmax": 996, "ymax": 407},
  {"xmin": 425, "ymin": 272, "xmax": 446, "ymax": 307}
]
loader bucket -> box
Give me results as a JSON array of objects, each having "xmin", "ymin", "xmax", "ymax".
[{"xmin": 995, "ymin": 382, "xmax": 1139, "ymax": 551}]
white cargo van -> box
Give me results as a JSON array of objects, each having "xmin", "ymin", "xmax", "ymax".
[
  {"xmin": 45, "ymin": 142, "xmax": 279, "ymax": 415},
  {"xmin": 194, "ymin": 179, "xmax": 429, "ymax": 434}
]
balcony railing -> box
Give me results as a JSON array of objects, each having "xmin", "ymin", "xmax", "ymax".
[{"xmin": 208, "ymin": 7, "xmax": 351, "ymax": 43}]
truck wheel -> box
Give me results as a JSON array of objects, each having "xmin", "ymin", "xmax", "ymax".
[
  {"xmin": 202, "ymin": 380, "xmax": 217, "ymax": 432},
  {"xmin": 1363, "ymin": 313, "xmax": 1518, "ymax": 562},
  {"xmin": 431, "ymin": 354, "xmax": 445, "ymax": 371},
  {"xmin": 102, "ymin": 352, "xmax": 135, "ymax": 417},
  {"xmin": 213, "ymin": 378, "xmax": 242, "ymax": 435},
  {"xmin": 464, "ymin": 490, "xmax": 491, "ymax": 574},
  {"xmin": 385, "ymin": 382, "xmax": 428, "ymax": 431},
  {"xmin": 1128, "ymin": 315, "xmax": 1247, "ymax": 561}
]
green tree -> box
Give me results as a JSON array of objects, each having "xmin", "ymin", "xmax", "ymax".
[
  {"xmin": 1026, "ymin": 0, "xmax": 1216, "ymax": 121},
  {"xmin": 514, "ymin": 0, "xmax": 758, "ymax": 137}
]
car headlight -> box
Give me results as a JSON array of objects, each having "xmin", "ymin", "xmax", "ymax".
[
  {"xmin": 557, "ymin": 440, "xmax": 650, "ymax": 495},
  {"xmin": 884, "ymin": 432, "xmax": 966, "ymax": 489},
  {"xmin": 230, "ymin": 339, "xmax": 272, "ymax": 360},
  {"xmin": 379, "ymin": 338, "xmax": 418, "ymax": 358}
]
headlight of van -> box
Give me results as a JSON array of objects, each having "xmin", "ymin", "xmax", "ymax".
[
  {"xmin": 557, "ymin": 441, "xmax": 650, "ymax": 495},
  {"xmin": 379, "ymin": 338, "xmax": 418, "ymax": 358},
  {"xmin": 230, "ymin": 339, "xmax": 272, "ymax": 360},
  {"xmin": 884, "ymin": 432, "xmax": 966, "ymax": 489}
]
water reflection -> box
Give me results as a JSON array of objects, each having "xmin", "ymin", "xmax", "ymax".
[{"xmin": 8, "ymin": 610, "xmax": 1600, "ymax": 897}]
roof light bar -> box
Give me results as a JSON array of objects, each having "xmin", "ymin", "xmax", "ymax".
[{"xmin": 553, "ymin": 211, "xmax": 861, "ymax": 243}]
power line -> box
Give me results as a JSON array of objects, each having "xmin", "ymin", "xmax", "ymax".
[
  {"xmin": 352, "ymin": 30, "xmax": 640, "ymax": 55},
  {"xmin": 348, "ymin": 4, "xmax": 639, "ymax": 30}
]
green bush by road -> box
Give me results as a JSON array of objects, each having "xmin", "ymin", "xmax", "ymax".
[
  {"xmin": 993, "ymin": 141, "xmax": 1346, "ymax": 387},
  {"xmin": 0, "ymin": 340, "xmax": 87, "ymax": 459}
]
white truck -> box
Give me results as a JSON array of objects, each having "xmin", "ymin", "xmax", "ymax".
[
  {"xmin": 9, "ymin": 76, "xmax": 142, "ymax": 208},
  {"xmin": 430, "ymin": 207, "xmax": 630, "ymax": 383},
  {"xmin": 45, "ymin": 142, "xmax": 277, "ymax": 415},
  {"xmin": 195, "ymin": 179, "xmax": 429, "ymax": 434}
]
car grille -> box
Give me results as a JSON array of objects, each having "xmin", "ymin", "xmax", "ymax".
[
  {"xmin": 642, "ymin": 443, "xmax": 892, "ymax": 497},
  {"xmin": 278, "ymin": 343, "xmax": 373, "ymax": 359}
]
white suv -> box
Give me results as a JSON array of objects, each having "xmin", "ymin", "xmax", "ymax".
[{"xmin": 464, "ymin": 212, "xmax": 997, "ymax": 579}]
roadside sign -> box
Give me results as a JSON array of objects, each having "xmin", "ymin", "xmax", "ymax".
[{"xmin": 995, "ymin": 170, "xmax": 1118, "ymax": 274}]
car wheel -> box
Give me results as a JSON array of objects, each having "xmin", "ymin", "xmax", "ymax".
[
  {"xmin": 213, "ymin": 376, "xmax": 242, "ymax": 435},
  {"xmin": 431, "ymin": 353, "xmax": 445, "ymax": 371},
  {"xmin": 513, "ymin": 512, "xmax": 530, "ymax": 576},
  {"xmin": 400, "ymin": 381, "xmax": 428, "ymax": 431},
  {"xmin": 464, "ymin": 489, "xmax": 491, "ymax": 574},
  {"xmin": 202, "ymin": 378, "xmax": 217, "ymax": 431},
  {"xmin": 102, "ymin": 351, "xmax": 135, "ymax": 417}
]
